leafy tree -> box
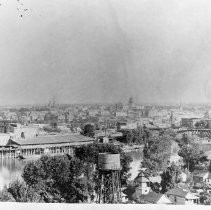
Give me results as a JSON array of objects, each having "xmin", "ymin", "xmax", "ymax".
[
  {"xmin": 43, "ymin": 126, "xmax": 61, "ymax": 133},
  {"xmin": 180, "ymin": 133, "xmax": 189, "ymax": 145},
  {"xmin": 160, "ymin": 163, "xmax": 181, "ymax": 193},
  {"xmin": 7, "ymin": 180, "xmax": 41, "ymax": 202},
  {"xmin": 118, "ymin": 127, "xmax": 145, "ymax": 145},
  {"xmin": 0, "ymin": 186, "xmax": 15, "ymax": 202},
  {"xmin": 178, "ymin": 143, "xmax": 208, "ymax": 172},
  {"xmin": 22, "ymin": 155, "xmax": 94, "ymax": 203},
  {"xmin": 141, "ymin": 133, "xmax": 172, "ymax": 176},
  {"xmin": 150, "ymin": 182, "xmax": 161, "ymax": 193},
  {"xmin": 83, "ymin": 124, "xmax": 95, "ymax": 137},
  {"xmin": 195, "ymin": 120, "xmax": 208, "ymax": 129},
  {"xmin": 199, "ymin": 192, "xmax": 211, "ymax": 205},
  {"xmin": 74, "ymin": 143, "xmax": 132, "ymax": 186}
]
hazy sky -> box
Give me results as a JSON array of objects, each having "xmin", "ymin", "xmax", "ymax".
[{"xmin": 1, "ymin": 0, "xmax": 211, "ymax": 105}]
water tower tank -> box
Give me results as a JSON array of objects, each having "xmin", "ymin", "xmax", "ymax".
[{"xmin": 98, "ymin": 153, "xmax": 121, "ymax": 170}]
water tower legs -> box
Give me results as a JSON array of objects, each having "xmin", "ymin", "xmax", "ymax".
[{"xmin": 98, "ymin": 170, "xmax": 122, "ymax": 203}]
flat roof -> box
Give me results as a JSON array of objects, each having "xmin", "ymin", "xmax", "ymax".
[{"xmin": 15, "ymin": 134, "xmax": 94, "ymax": 146}]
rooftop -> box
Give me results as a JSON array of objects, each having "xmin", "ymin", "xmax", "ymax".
[
  {"xmin": 15, "ymin": 134, "xmax": 94, "ymax": 146},
  {"xmin": 134, "ymin": 172, "xmax": 150, "ymax": 183},
  {"xmin": 166, "ymin": 188, "xmax": 188, "ymax": 198},
  {"xmin": 166, "ymin": 187, "xmax": 198, "ymax": 200},
  {"xmin": 138, "ymin": 192, "xmax": 170, "ymax": 204}
]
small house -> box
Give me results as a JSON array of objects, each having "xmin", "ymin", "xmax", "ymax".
[{"xmin": 166, "ymin": 187, "xmax": 199, "ymax": 205}]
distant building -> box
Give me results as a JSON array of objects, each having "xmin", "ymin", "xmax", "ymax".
[
  {"xmin": 181, "ymin": 118, "xmax": 200, "ymax": 128},
  {"xmin": 116, "ymin": 121, "xmax": 138, "ymax": 131},
  {"xmin": 115, "ymin": 111, "xmax": 127, "ymax": 117},
  {"xmin": 88, "ymin": 110, "xmax": 100, "ymax": 117},
  {"xmin": 128, "ymin": 97, "xmax": 134, "ymax": 109}
]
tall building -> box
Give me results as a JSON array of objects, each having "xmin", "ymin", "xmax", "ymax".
[{"xmin": 128, "ymin": 97, "xmax": 134, "ymax": 109}]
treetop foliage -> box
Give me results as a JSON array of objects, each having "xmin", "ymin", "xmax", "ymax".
[{"xmin": 141, "ymin": 132, "xmax": 173, "ymax": 176}]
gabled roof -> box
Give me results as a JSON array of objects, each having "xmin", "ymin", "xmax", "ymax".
[
  {"xmin": 134, "ymin": 172, "xmax": 150, "ymax": 183},
  {"xmin": 166, "ymin": 188, "xmax": 188, "ymax": 198},
  {"xmin": 6, "ymin": 139, "xmax": 20, "ymax": 147},
  {"xmin": 0, "ymin": 135, "xmax": 11, "ymax": 146},
  {"xmin": 138, "ymin": 192, "xmax": 171, "ymax": 204},
  {"xmin": 166, "ymin": 188, "xmax": 199, "ymax": 200}
]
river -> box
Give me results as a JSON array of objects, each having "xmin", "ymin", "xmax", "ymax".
[{"xmin": 126, "ymin": 149, "xmax": 143, "ymax": 180}]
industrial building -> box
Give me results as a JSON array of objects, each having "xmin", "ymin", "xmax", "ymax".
[{"xmin": 0, "ymin": 134, "xmax": 94, "ymax": 159}]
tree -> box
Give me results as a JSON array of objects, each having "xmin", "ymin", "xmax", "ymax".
[
  {"xmin": 83, "ymin": 124, "xmax": 95, "ymax": 137},
  {"xmin": 0, "ymin": 186, "xmax": 15, "ymax": 202},
  {"xmin": 43, "ymin": 126, "xmax": 61, "ymax": 133},
  {"xmin": 180, "ymin": 133, "xmax": 189, "ymax": 145},
  {"xmin": 141, "ymin": 133, "xmax": 172, "ymax": 176},
  {"xmin": 160, "ymin": 163, "xmax": 181, "ymax": 193},
  {"xmin": 74, "ymin": 143, "xmax": 132, "ymax": 186},
  {"xmin": 7, "ymin": 180, "xmax": 41, "ymax": 202},
  {"xmin": 118, "ymin": 128, "xmax": 145, "ymax": 145},
  {"xmin": 178, "ymin": 143, "xmax": 208, "ymax": 172},
  {"xmin": 150, "ymin": 182, "xmax": 161, "ymax": 193},
  {"xmin": 195, "ymin": 120, "xmax": 208, "ymax": 129},
  {"xmin": 22, "ymin": 155, "xmax": 94, "ymax": 203}
]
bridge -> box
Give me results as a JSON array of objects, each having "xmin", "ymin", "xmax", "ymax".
[{"xmin": 177, "ymin": 129, "xmax": 211, "ymax": 138}]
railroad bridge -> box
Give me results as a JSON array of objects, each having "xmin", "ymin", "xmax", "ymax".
[{"xmin": 177, "ymin": 129, "xmax": 211, "ymax": 138}]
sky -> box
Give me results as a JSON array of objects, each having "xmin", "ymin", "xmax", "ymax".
[{"xmin": 1, "ymin": 0, "xmax": 211, "ymax": 105}]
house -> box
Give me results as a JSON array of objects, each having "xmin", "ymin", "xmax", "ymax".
[
  {"xmin": 123, "ymin": 172, "xmax": 151, "ymax": 201},
  {"xmin": 137, "ymin": 192, "xmax": 172, "ymax": 204},
  {"xmin": 166, "ymin": 187, "xmax": 199, "ymax": 205},
  {"xmin": 134, "ymin": 171, "xmax": 151, "ymax": 195},
  {"xmin": 123, "ymin": 185, "xmax": 172, "ymax": 204},
  {"xmin": 123, "ymin": 172, "xmax": 172, "ymax": 204},
  {"xmin": 193, "ymin": 171, "xmax": 211, "ymax": 185}
]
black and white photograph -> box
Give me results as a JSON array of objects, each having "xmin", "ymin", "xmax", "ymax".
[{"xmin": 0, "ymin": 0, "xmax": 211, "ymax": 207}]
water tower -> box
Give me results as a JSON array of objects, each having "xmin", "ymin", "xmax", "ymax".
[{"xmin": 97, "ymin": 153, "xmax": 122, "ymax": 203}]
